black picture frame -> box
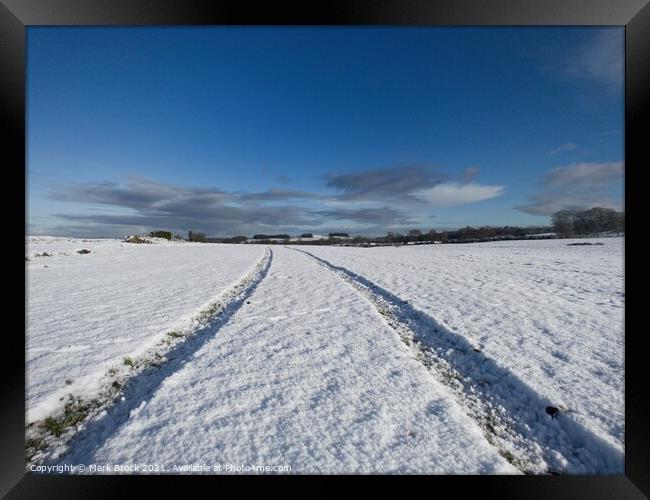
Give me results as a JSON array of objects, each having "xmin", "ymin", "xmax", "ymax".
[{"xmin": 2, "ymin": 0, "xmax": 647, "ymax": 497}]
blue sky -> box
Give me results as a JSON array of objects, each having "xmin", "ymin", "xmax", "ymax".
[{"xmin": 27, "ymin": 27, "xmax": 624, "ymax": 237}]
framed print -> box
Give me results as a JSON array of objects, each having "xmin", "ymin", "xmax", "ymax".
[{"xmin": 2, "ymin": 0, "xmax": 648, "ymax": 497}]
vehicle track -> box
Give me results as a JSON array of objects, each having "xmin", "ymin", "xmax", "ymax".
[
  {"xmin": 291, "ymin": 247, "xmax": 623, "ymax": 474},
  {"xmin": 26, "ymin": 248, "xmax": 273, "ymax": 467}
]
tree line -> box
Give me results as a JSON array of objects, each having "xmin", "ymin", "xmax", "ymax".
[
  {"xmin": 161, "ymin": 207, "xmax": 625, "ymax": 246},
  {"xmin": 551, "ymin": 207, "xmax": 624, "ymax": 237},
  {"xmin": 272, "ymin": 225, "xmax": 554, "ymax": 246}
]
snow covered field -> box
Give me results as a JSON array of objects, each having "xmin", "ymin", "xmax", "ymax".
[
  {"xmin": 26, "ymin": 237, "xmax": 265, "ymax": 422},
  {"xmin": 25, "ymin": 237, "xmax": 624, "ymax": 474},
  {"xmin": 301, "ymin": 238, "xmax": 625, "ymax": 468}
]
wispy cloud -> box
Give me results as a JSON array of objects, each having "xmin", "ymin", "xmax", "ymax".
[
  {"xmin": 546, "ymin": 142, "xmax": 577, "ymax": 156},
  {"xmin": 44, "ymin": 164, "xmax": 505, "ymax": 237},
  {"xmin": 237, "ymin": 189, "xmax": 325, "ymax": 203},
  {"xmin": 325, "ymin": 165, "xmax": 449, "ymax": 202},
  {"xmin": 312, "ymin": 207, "xmax": 415, "ymax": 225},
  {"xmin": 325, "ymin": 165, "xmax": 504, "ymax": 207},
  {"xmin": 563, "ymin": 29, "xmax": 624, "ymax": 92},
  {"xmin": 516, "ymin": 161, "xmax": 624, "ymax": 216},
  {"xmin": 460, "ymin": 166, "xmax": 480, "ymax": 183},
  {"xmin": 261, "ymin": 167, "xmax": 292, "ymax": 184},
  {"xmin": 544, "ymin": 161, "xmax": 623, "ymax": 187},
  {"xmin": 516, "ymin": 193, "xmax": 622, "ymax": 216},
  {"xmin": 50, "ymin": 178, "xmax": 316, "ymax": 234}
]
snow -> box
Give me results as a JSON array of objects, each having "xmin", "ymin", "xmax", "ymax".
[
  {"xmin": 26, "ymin": 236, "xmax": 624, "ymax": 474},
  {"xmin": 26, "ymin": 237, "xmax": 265, "ymax": 422},
  {"xmin": 299, "ymin": 237, "xmax": 624, "ymax": 471},
  {"xmin": 51, "ymin": 246, "xmax": 515, "ymax": 474}
]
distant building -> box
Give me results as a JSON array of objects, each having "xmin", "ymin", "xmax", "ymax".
[{"xmin": 300, "ymin": 233, "xmax": 314, "ymax": 238}]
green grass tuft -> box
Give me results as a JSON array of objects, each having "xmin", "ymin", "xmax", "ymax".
[
  {"xmin": 39, "ymin": 416, "xmax": 64, "ymax": 437},
  {"xmin": 38, "ymin": 398, "xmax": 91, "ymax": 438},
  {"xmin": 500, "ymin": 450, "xmax": 515, "ymax": 464}
]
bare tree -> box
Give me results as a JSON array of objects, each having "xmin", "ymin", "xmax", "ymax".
[{"xmin": 552, "ymin": 210, "xmax": 577, "ymax": 237}]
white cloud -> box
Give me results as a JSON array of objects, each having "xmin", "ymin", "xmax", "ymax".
[
  {"xmin": 516, "ymin": 161, "xmax": 624, "ymax": 216},
  {"xmin": 413, "ymin": 182, "xmax": 504, "ymax": 207},
  {"xmin": 545, "ymin": 161, "xmax": 624, "ymax": 186},
  {"xmin": 516, "ymin": 193, "xmax": 623, "ymax": 216}
]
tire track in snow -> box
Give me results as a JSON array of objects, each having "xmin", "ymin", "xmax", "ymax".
[
  {"xmin": 291, "ymin": 247, "xmax": 623, "ymax": 474},
  {"xmin": 27, "ymin": 248, "xmax": 273, "ymax": 467}
]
